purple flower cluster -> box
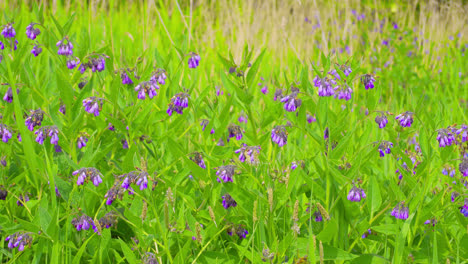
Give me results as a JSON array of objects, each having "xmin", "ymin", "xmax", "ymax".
[
  {"xmin": 135, "ymin": 81, "xmax": 159, "ymax": 100},
  {"xmin": 83, "ymin": 97, "xmax": 104, "ymax": 116},
  {"xmin": 188, "ymin": 53, "xmax": 201, "ymax": 68},
  {"xmin": 436, "ymin": 128, "xmax": 456, "ymax": 147},
  {"xmin": 375, "ymin": 113, "xmax": 388, "ymax": 128},
  {"xmin": 72, "ymin": 215, "xmax": 96, "ymax": 232},
  {"xmin": 271, "ymin": 125, "xmax": 288, "ymax": 147},
  {"xmin": 151, "ymin": 68, "xmax": 168, "ymax": 85},
  {"xmin": 307, "ymin": 114, "xmax": 316, "ymax": 123},
  {"xmin": 56, "ymin": 38, "xmax": 73, "ymax": 56},
  {"xmin": 3, "ymin": 87, "xmax": 19, "ymax": 103},
  {"xmin": 259, "ymin": 77, "xmax": 268, "ymax": 94},
  {"xmin": 34, "ymin": 126, "xmax": 59, "ymax": 145},
  {"xmin": 238, "ymin": 114, "xmax": 248, "ymax": 123},
  {"xmin": 5, "ymin": 232, "xmax": 33, "ymax": 251},
  {"xmin": 1, "ymin": 23, "xmax": 16, "ymax": 38},
  {"xmin": 313, "ymin": 210, "xmax": 323, "ymax": 222},
  {"xmin": 227, "ymin": 225, "xmax": 248, "ymax": 240},
  {"xmin": 25, "ymin": 23, "xmax": 41, "ymax": 40},
  {"xmin": 280, "ymin": 87, "xmax": 302, "ymax": 112},
  {"xmin": 313, "ymin": 76, "xmax": 336, "ymax": 97},
  {"xmin": 190, "ymin": 152, "xmax": 207, "ymax": 169},
  {"xmin": 361, "ymin": 229, "xmax": 372, "ymax": 239},
  {"xmin": 227, "ymin": 124, "xmax": 244, "ymax": 141},
  {"xmin": 347, "ymin": 186, "xmax": 366, "ymax": 202},
  {"xmin": 77, "ymin": 135, "xmax": 88, "ymax": 149},
  {"xmin": 456, "ymin": 125, "xmax": 467, "ymax": 142},
  {"xmin": 200, "ymin": 119, "xmax": 215, "ymax": 134},
  {"xmin": 461, "ymin": 199, "xmax": 468, "ymax": 217},
  {"xmin": 222, "ymin": 193, "xmax": 237, "ymax": 209},
  {"xmin": 235, "ymin": 144, "xmax": 261, "ymax": 164},
  {"xmin": 216, "ymin": 165, "xmax": 236, "ymax": 183},
  {"xmin": 459, "ymin": 159, "xmax": 468, "ymax": 177},
  {"xmin": 67, "ymin": 57, "xmax": 80, "ymax": 69},
  {"xmin": 120, "ymin": 71, "xmax": 133, "ymax": 85},
  {"xmin": 31, "ymin": 45, "xmax": 42, "ymax": 57},
  {"xmin": 105, "ymin": 180, "xmax": 131, "ymax": 205},
  {"xmin": 361, "ymin": 74, "xmax": 376, "ymax": 90},
  {"xmin": 395, "ymin": 111, "xmax": 414, "ymax": 127},
  {"xmin": 0, "ymin": 124, "xmax": 13, "ymax": 143},
  {"xmin": 73, "ymin": 167, "xmax": 103, "ymax": 187},
  {"xmin": 334, "ymin": 84, "xmax": 353, "ymax": 101},
  {"xmin": 391, "ymin": 202, "xmax": 409, "ymax": 220},
  {"xmin": 79, "ymin": 55, "xmax": 108, "ymax": 73},
  {"xmin": 378, "ymin": 141, "xmax": 393, "ymax": 157},
  {"xmin": 167, "ymin": 92, "xmax": 189, "ymax": 115},
  {"xmin": 120, "ymin": 170, "xmax": 149, "ymax": 191},
  {"xmin": 25, "ymin": 109, "xmax": 44, "ymax": 131}
]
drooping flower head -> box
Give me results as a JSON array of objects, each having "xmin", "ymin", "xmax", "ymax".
[
  {"xmin": 1, "ymin": 23, "xmax": 16, "ymax": 38},
  {"xmin": 222, "ymin": 193, "xmax": 237, "ymax": 209},
  {"xmin": 375, "ymin": 112, "xmax": 389, "ymax": 128},
  {"xmin": 167, "ymin": 92, "xmax": 190, "ymax": 116},
  {"xmin": 307, "ymin": 114, "xmax": 317, "ymax": 123},
  {"xmin": 25, "ymin": 109, "xmax": 44, "ymax": 131},
  {"xmin": 0, "ymin": 124, "xmax": 13, "ymax": 143},
  {"xmin": 235, "ymin": 144, "xmax": 261, "ymax": 164},
  {"xmin": 347, "ymin": 185, "xmax": 366, "ymax": 202},
  {"xmin": 56, "ymin": 37, "xmax": 73, "ymax": 56},
  {"xmin": 361, "ymin": 74, "xmax": 376, "ymax": 90},
  {"xmin": 3, "ymin": 86, "xmax": 19, "ymax": 103},
  {"xmin": 378, "ymin": 141, "xmax": 393, "ymax": 157},
  {"xmin": 48, "ymin": 126, "xmax": 59, "ymax": 145},
  {"xmin": 26, "ymin": 23, "xmax": 41, "ymax": 40},
  {"xmin": 188, "ymin": 52, "xmax": 201, "ymax": 68},
  {"xmin": 73, "ymin": 167, "xmax": 103, "ymax": 187},
  {"xmin": 227, "ymin": 224, "xmax": 248, "ymax": 240},
  {"xmin": 135, "ymin": 81, "xmax": 159, "ymax": 100},
  {"xmin": 77, "ymin": 134, "xmax": 88, "ymax": 149},
  {"xmin": 273, "ymin": 88, "xmax": 284, "ymax": 101},
  {"xmin": 59, "ymin": 103, "xmax": 66, "ymax": 115},
  {"xmin": 120, "ymin": 70, "xmax": 133, "ymax": 85},
  {"xmin": 5, "ymin": 232, "xmax": 33, "ymax": 251},
  {"xmin": 459, "ymin": 158, "xmax": 468, "ymax": 177},
  {"xmin": 227, "ymin": 124, "xmax": 244, "ymax": 141},
  {"xmin": 151, "ymin": 68, "xmax": 167, "ymax": 85},
  {"xmin": 334, "ymin": 84, "xmax": 353, "ymax": 101},
  {"xmin": 280, "ymin": 87, "xmax": 302, "ymax": 112},
  {"xmin": 459, "ymin": 198, "xmax": 468, "ymax": 217},
  {"xmin": 456, "ymin": 124, "xmax": 467, "ymax": 143},
  {"xmin": 66, "ymin": 57, "xmax": 80, "ymax": 70},
  {"xmin": 238, "ymin": 114, "xmax": 248, "ymax": 123},
  {"xmin": 33, "ymin": 126, "xmax": 59, "ymax": 145},
  {"xmin": 104, "ymin": 180, "xmax": 131, "ymax": 205},
  {"xmin": 120, "ymin": 170, "xmax": 149, "ymax": 191},
  {"xmin": 78, "ymin": 54, "xmax": 109, "ymax": 73},
  {"xmin": 395, "ymin": 111, "xmax": 414, "ymax": 127},
  {"xmin": 313, "ymin": 210, "xmax": 323, "ymax": 222},
  {"xmin": 0, "ymin": 185, "xmax": 8, "ymax": 200},
  {"xmin": 436, "ymin": 128, "xmax": 456, "ymax": 147},
  {"xmin": 391, "ymin": 202, "xmax": 409, "ymax": 220},
  {"xmin": 271, "ymin": 125, "xmax": 288, "ymax": 147},
  {"xmin": 31, "ymin": 45, "xmax": 42, "ymax": 57},
  {"xmin": 71, "ymin": 214, "xmax": 94, "ymax": 231},
  {"xmin": 189, "ymin": 152, "xmax": 207, "ymax": 169},
  {"xmin": 82, "ymin": 97, "xmax": 104, "ymax": 116},
  {"xmin": 313, "ymin": 76, "xmax": 336, "ymax": 97},
  {"xmin": 215, "ymin": 165, "xmax": 236, "ymax": 183}
]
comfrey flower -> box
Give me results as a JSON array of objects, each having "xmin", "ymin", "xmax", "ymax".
[
  {"xmin": 227, "ymin": 124, "xmax": 244, "ymax": 141},
  {"xmin": 77, "ymin": 135, "xmax": 88, "ymax": 149},
  {"xmin": 3, "ymin": 87, "xmax": 19, "ymax": 103},
  {"xmin": 73, "ymin": 167, "xmax": 103, "ymax": 187},
  {"xmin": 151, "ymin": 68, "xmax": 167, "ymax": 85},
  {"xmin": 25, "ymin": 109, "xmax": 44, "ymax": 131},
  {"xmin": 451, "ymin": 191, "xmax": 459, "ymax": 202},
  {"xmin": 71, "ymin": 215, "xmax": 95, "ymax": 231},
  {"xmin": 227, "ymin": 225, "xmax": 248, "ymax": 240},
  {"xmin": 31, "ymin": 45, "xmax": 42, "ymax": 57},
  {"xmin": 48, "ymin": 127, "xmax": 59, "ymax": 145},
  {"xmin": 307, "ymin": 114, "xmax": 316, "ymax": 123},
  {"xmin": 271, "ymin": 125, "xmax": 288, "ymax": 147},
  {"xmin": 424, "ymin": 218, "xmax": 437, "ymax": 227},
  {"xmin": 378, "ymin": 141, "xmax": 393, "ymax": 157},
  {"xmin": 361, "ymin": 229, "xmax": 372, "ymax": 239},
  {"xmin": 34, "ymin": 126, "xmax": 59, "ymax": 145},
  {"xmin": 0, "ymin": 124, "xmax": 13, "ymax": 143},
  {"xmin": 391, "ymin": 202, "xmax": 409, "ymax": 220},
  {"xmin": 291, "ymin": 161, "xmax": 298, "ymax": 170},
  {"xmin": 259, "ymin": 77, "xmax": 268, "ymax": 94},
  {"xmin": 313, "ymin": 210, "xmax": 323, "ymax": 222},
  {"xmin": 222, "ymin": 193, "xmax": 237, "ymax": 209},
  {"xmin": 436, "ymin": 128, "xmax": 456, "ymax": 147},
  {"xmin": 56, "ymin": 38, "xmax": 73, "ymax": 56},
  {"xmin": 98, "ymin": 211, "xmax": 119, "ymax": 230},
  {"xmin": 460, "ymin": 199, "xmax": 468, "ymax": 217},
  {"xmin": 120, "ymin": 71, "xmax": 133, "ymax": 85},
  {"xmin": 82, "ymin": 97, "xmax": 104, "ymax": 116},
  {"xmin": 0, "ymin": 185, "xmax": 8, "ymax": 200},
  {"xmin": 5, "ymin": 232, "xmax": 33, "ymax": 251},
  {"xmin": 167, "ymin": 92, "xmax": 190, "ymax": 115},
  {"xmin": 59, "ymin": 103, "xmax": 66, "ymax": 115},
  {"xmin": 17, "ymin": 193, "xmax": 30, "ymax": 206},
  {"xmin": 1, "ymin": 23, "xmax": 16, "ymax": 38},
  {"xmin": 347, "ymin": 185, "xmax": 366, "ymax": 202},
  {"xmin": 361, "ymin": 74, "xmax": 376, "ymax": 90},
  {"xmin": 135, "ymin": 81, "xmax": 159, "ymax": 100},
  {"xmin": 334, "ymin": 84, "xmax": 353, "ymax": 100},
  {"xmin": 188, "ymin": 52, "xmax": 201, "ymax": 68},
  {"xmin": 26, "ymin": 23, "xmax": 41, "ymax": 40},
  {"xmin": 313, "ymin": 76, "xmax": 336, "ymax": 97},
  {"xmin": 375, "ymin": 112, "xmax": 389, "ymax": 128},
  {"xmin": 280, "ymin": 87, "xmax": 302, "ymax": 112},
  {"xmin": 456, "ymin": 124, "xmax": 467, "ymax": 143},
  {"xmin": 66, "ymin": 57, "xmax": 80, "ymax": 70},
  {"xmin": 120, "ymin": 170, "xmax": 149, "ymax": 191},
  {"xmin": 235, "ymin": 144, "xmax": 261, "ymax": 164},
  {"xmin": 78, "ymin": 54, "xmax": 109, "ymax": 73},
  {"xmin": 238, "ymin": 114, "xmax": 248, "ymax": 123},
  {"xmin": 459, "ymin": 159, "xmax": 468, "ymax": 177},
  {"xmin": 143, "ymin": 252, "xmax": 159, "ymax": 264},
  {"xmin": 395, "ymin": 111, "xmax": 414, "ymax": 127},
  {"xmin": 215, "ymin": 165, "xmax": 236, "ymax": 183},
  {"xmin": 189, "ymin": 152, "xmax": 207, "ymax": 169},
  {"xmin": 273, "ymin": 88, "xmax": 284, "ymax": 101}
]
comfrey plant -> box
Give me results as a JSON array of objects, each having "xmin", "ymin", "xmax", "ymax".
[
  {"xmin": 25, "ymin": 23, "xmax": 41, "ymax": 40},
  {"xmin": 235, "ymin": 144, "xmax": 261, "ymax": 164},
  {"xmin": 360, "ymin": 74, "xmax": 376, "ymax": 89},
  {"xmin": 120, "ymin": 170, "xmax": 149, "ymax": 191},
  {"xmin": 167, "ymin": 92, "xmax": 190, "ymax": 116},
  {"xmin": 25, "ymin": 109, "xmax": 44, "ymax": 131},
  {"xmin": 78, "ymin": 53, "xmax": 109, "ymax": 73},
  {"xmin": 227, "ymin": 124, "xmax": 244, "ymax": 141},
  {"xmin": 347, "ymin": 183, "xmax": 366, "ymax": 202},
  {"xmin": 5, "ymin": 232, "xmax": 33, "ymax": 251},
  {"xmin": 215, "ymin": 165, "xmax": 236, "ymax": 183},
  {"xmin": 34, "ymin": 126, "xmax": 59, "ymax": 145},
  {"xmin": 82, "ymin": 97, "xmax": 104, "ymax": 116},
  {"xmin": 222, "ymin": 193, "xmax": 237, "ymax": 209},
  {"xmin": 374, "ymin": 111, "xmax": 389, "ymax": 128},
  {"xmin": 189, "ymin": 152, "xmax": 207, "ymax": 169},
  {"xmin": 0, "ymin": 124, "xmax": 13, "ymax": 143},
  {"xmin": 395, "ymin": 111, "xmax": 414, "ymax": 127},
  {"xmin": 377, "ymin": 141, "xmax": 393, "ymax": 157},
  {"xmin": 436, "ymin": 127, "xmax": 456, "ymax": 147},
  {"xmin": 271, "ymin": 125, "xmax": 288, "ymax": 147},
  {"xmin": 279, "ymin": 87, "xmax": 302, "ymax": 112},
  {"xmin": 391, "ymin": 202, "xmax": 409, "ymax": 220},
  {"xmin": 73, "ymin": 167, "xmax": 103, "ymax": 186},
  {"xmin": 188, "ymin": 52, "xmax": 201, "ymax": 68},
  {"xmin": 135, "ymin": 81, "xmax": 158, "ymax": 100}
]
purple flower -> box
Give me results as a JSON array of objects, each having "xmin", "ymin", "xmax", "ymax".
[
  {"xmin": 324, "ymin": 127, "xmax": 329, "ymax": 140},
  {"xmin": 54, "ymin": 145, "xmax": 62, "ymax": 153},
  {"xmin": 1, "ymin": 23, "xmax": 16, "ymax": 38},
  {"xmin": 0, "ymin": 185, "xmax": 8, "ymax": 200},
  {"xmin": 361, "ymin": 74, "xmax": 376, "ymax": 90},
  {"xmin": 451, "ymin": 191, "xmax": 459, "ymax": 202},
  {"xmin": 362, "ymin": 229, "xmax": 372, "ymax": 239},
  {"xmin": 188, "ymin": 53, "xmax": 201, "ymax": 68},
  {"xmin": 259, "ymin": 77, "xmax": 268, "ymax": 94},
  {"xmin": 436, "ymin": 128, "xmax": 456, "ymax": 147},
  {"xmin": 313, "ymin": 211, "xmax": 323, "ymax": 222},
  {"xmin": 200, "ymin": 119, "xmax": 209, "ymax": 131},
  {"xmin": 0, "ymin": 124, "xmax": 13, "ymax": 143},
  {"xmin": 0, "ymin": 41, "xmax": 3, "ymax": 50},
  {"xmin": 235, "ymin": 144, "xmax": 261, "ymax": 164},
  {"xmin": 273, "ymin": 88, "xmax": 284, "ymax": 101},
  {"xmin": 82, "ymin": 97, "xmax": 103, "ymax": 116},
  {"xmin": 120, "ymin": 170, "xmax": 149, "ymax": 191},
  {"xmin": 313, "ymin": 76, "xmax": 336, "ymax": 97},
  {"xmin": 228, "ymin": 225, "xmax": 248, "ymax": 240},
  {"xmin": 5, "ymin": 232, "xmax": 33, "ymax": 251},
  {"xmin": 67, "ymin": 57, "xmax": 80, "ymax": 69},
  {"xmin": 0, "ymin": 157, "xmax": 6, "ymax": 167},
  {"xmin": 460, "ymin": 199, "xmax": 468, "ymax": 217},
  {"xmin": 347, "ymin": 186, "xmax": 366, "ymax": 202},
  {"xmin": 121, "ymin": 71, "xmax": 133, "ymax": 85},
  {"xmin": 459, "ymin": 159, "xmax": 468, "ymax": 177},
  {"xmin": 378, "ymin": 141, "xmax": 393, "ymax": 157},
  {"xmin": 190, "ymin": 152, "xmax": 207, "ymax": 169},
  {"xmin": 238, "ymin": 114, "xmax": 248, "ymax": 123},
  {"xmin": 34, "ymin": 129, "xmax": 45, "ymax": 144},
  {"xmin": 25, "ymin": 109, "xmax": 44, "ymax": 131},
  {"xmin": 215, "ymin": 165, "xmax": 236, "ymax": 183},
  {"xmin": 56, "ymin": 39, "xmax": 73, "ymax": 56},
  {"xmin": 307, "ymin": 114, "xmax": 316, "ymax": 123},
  {"xmin": 91, "ymin": 57, "xmax": 106, "ymax": 72},
  {"xmin": 167, "ymin": 92, "xmax": 189, "ymax": 115},
  {"xmin": 77, "ymin": 136, "xmax": 88, "ymax": 149},
  {"xmin": 26, "ymin": 23, "xmax": 41, "ymax": 40},
  {"xmin": 424, "ymin": 218, "xmax": 437, "ymax": 226},
  {"xmin": 334, "ymin": 85, "xmax": 353, "ymax": 100},
  {"xmin": 122, "ymin": 139, "xmax": 129, "ymax": 149},
  {"xmin": 59, "ymin": 104, "xmax": 66, "ymax": 115},
  {"xmin": 395, "ymin": 111, "xmax": 414, "ymax": 127},
  {"xmin": 222, "ymin": 193, "xmax": 237, "ymax": 209},
  {"xmin": 72, "ymin": 215, "xmax": 94, "ymax": 231},
  {"xmin": 391, "ymin": 202, "xmax": 409, "ymax": 220},
  {"xmin": 73, "ymin": 167, "xmax": 103, "ymax": 187},
  {"xmin": 392, "ymin": 22, "xmax": 398, "ymax": 30},
  {"xmin": 3, "ymin": 87, "xmax": 13, "ymax": 103},
  {"xmin": 271, "ymin": 126, "xmax": 288, "ymax": 147},
  {"xmin": 31, "ymin": 45, "xmax": 42, "ymax": 57},
  {"xmin": 280, "ymin": 88, "xmax": 302, "ymax": 112},
  {"xmin": 382, "ymin": 39, "xmax": 389, "ymax": 46},
  {"xmin": 78, "ymin": 64, "xmax": 87, "ymax": 74},
  {"xmin": 150, "ymin": 69, "xmax": 167, "ymax": 85},
  {"xmin": 48, "ymin": 127, "xmax": 59, "ymax": 145},
  {"xmin": 135, "ymin": 81, "xmax": 159, "ymax": 100},
  {"xmin": 375, "ymin": 114, "xmax": 388, "ymax": 128},
  {"xmin": 108, "ymin": 123, "xmax": 115, "ymax": 131},
  {"xmin": 227, "ymin": 124, "xmax": 244, "ymax": 141},
  {"xmin": 456, "ymin": 125, "xmax": 467, "ymax": 143}
]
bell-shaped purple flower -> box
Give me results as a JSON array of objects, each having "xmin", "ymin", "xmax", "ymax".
[
  {"xmin": 456, "ymin": 125, "xmax": 467, "ymax": 143},
  {"xmin": 375, "ymin": 114, "xmax": 388, "ymax": 128},
  {"xmin": 378, "ymin": 141, "xmax": 393, "ymax": 157},
  {"xmin": 271, "ymin": 125, "xmax": 288, "ymax": 147},
  {"xmin": 48, "ymin": 127, "xmax": 59, "ymax": 145},
  {"xmin": 391, "ymin": 202, "xmax": 409, "ymax": 220},
  {"xmin": 395, "ymin": 111, "xmax": 414, "ymax": 127},
  {"xmin": 313, "ymin": 76, "xmax": 336, "ymax": 97},
  {"xmin": 459, "ymin": 159, "xmax": 468, "ymax": 177},
  {"xmin": 151, "ymin": 69, "xmax": 167, "ymax": 85},
  {"xmin": 347, "ymin": 186, "xmax": 366, "ymax": 202},
  {"xmin": 222, "ymin": 194, "xmax": 237, "ymax": 209},
  {"xmin": 121, "ymin": 71, "xmax": 133, "ymax": 85},
  {"xmin": 215, "ymin": 165, "xmax": 236, "ymax": 183},
  {"xmin": 135, "ymin": 81, "xmax": 159, "ymax": 100},
  {"xmin": 1, "ymin": 24, "xmax": 16, "ymax": 38},
  {"xmin": 82, "ymin": 97, "xmax": 103, "ymax": 116},
  {"xmin": 77, "ymin": 136, "xmax": 88, "ymax": 149},
  {"xmin": 26, "ymin": 23, "xmax": 41, "ymax": 40},
  {"xmin": 56, "ymin": 39, "xmax": 73, "ymax": 56},
  {"xmin": 361, "ymin": 74, "xmax": 376, "ymax": 90},
  {"xmin": 188, "ymin": 53, "xmax": 201, "ymax": 68},
  {"xmin": 31, "ymin": 45, "xmax": 42, "ymax": 57},
  {"xmin": 436, "ymin": 128, "xmax": 455, "ymax": 147},
  {"xmin": 67, "ymin": 57, "xmax": 80, "ymax": 69},
  {"xmin": 0, "ymin": 124, "xmax": 13, "ymax": 143},
  {"xmin": 3, "ymin": 87, "xmax": 13, "ymax": 103}
]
